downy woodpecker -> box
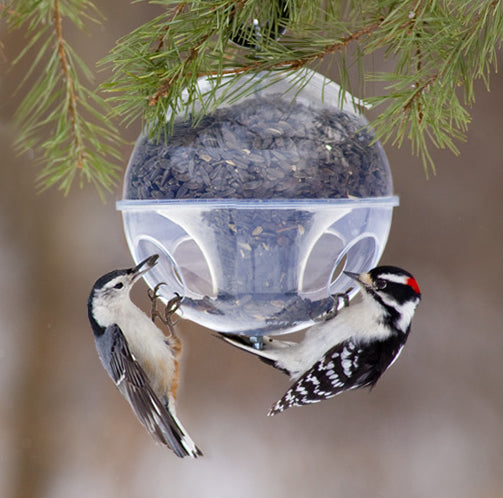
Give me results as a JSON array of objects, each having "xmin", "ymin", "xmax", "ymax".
[{"xmin": 221, "ymin": 266, "xmax": 421, "ymax": 415}]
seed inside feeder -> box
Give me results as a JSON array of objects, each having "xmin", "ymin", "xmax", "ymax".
[{"xmin": 125, "ymin": 94, "xmax": 392, "ymax": 201}]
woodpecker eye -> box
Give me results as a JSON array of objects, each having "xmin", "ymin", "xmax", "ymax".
[
  {"xmin": 114, "ymin": 282, "xmax": 124, "ymax": 290},
  {"xmin": 375, "ymin": 278, "xmax": 387, "ymax": 290}
]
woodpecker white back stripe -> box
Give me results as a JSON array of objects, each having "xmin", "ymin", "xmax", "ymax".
[{"xmin": 395, "ymin": 299, "xmax": 419, "ymax": 333}]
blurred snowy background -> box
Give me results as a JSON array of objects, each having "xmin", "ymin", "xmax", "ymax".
[{"xmin": 1, "ymin": 3, "xmax": 502, "ymax": 497}]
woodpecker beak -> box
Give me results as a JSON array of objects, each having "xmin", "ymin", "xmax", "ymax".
[
  {"xmin": 130, "ymin": 254, "xmax": 159, "ymax": 281},
  {"xmin": 344, "ymin": 270, "xmax": 372, "ymax": 288}
]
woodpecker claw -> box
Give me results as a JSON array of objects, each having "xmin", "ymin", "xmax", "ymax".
[
  {"xmin": 320, "ymin": 287, "xmax": 353, "ymax": 322},
  {"xmin": 166, "ymin": 292, "xmax": 182, "ymax": 316}
]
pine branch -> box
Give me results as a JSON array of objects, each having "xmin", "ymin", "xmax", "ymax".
[
  {"xmin": 53, "ymin": 0, "xmax": 84, "ymax": 167},
  {"xmin": 2, "ymin": 0, "xmax": 122, "ymax": 196},
  {"xmin": 101, "ymin": 0, "xmax": 369, "ymax": 133},
  {"xmin": 365, "ymin": 0, "xmax": 503, "ymax": 174},
  {"xmin": 3, "ymin": 0, "xmax": 503, "ymax": 195},
  {"xmin": 100, "ymin": 0, "xmax": 503, "ymax": 178},
  {"xmin": 148, "ymin": 17, "xmax": 384, "ymax": 94},
  {"xmin": 146, "ymin": 2, "xmax": 380, "ymax": 105}
]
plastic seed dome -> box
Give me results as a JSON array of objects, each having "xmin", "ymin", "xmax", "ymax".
[{"xmin": 117, "ymin": 70, "xmax": 398, "ymax": 335}]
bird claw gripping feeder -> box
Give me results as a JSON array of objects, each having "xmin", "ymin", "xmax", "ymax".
[{"xmin": 117, "ymin": 70, "xmax": 398, "ymax": 336}]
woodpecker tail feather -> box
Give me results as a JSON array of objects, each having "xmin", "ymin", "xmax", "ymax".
[{"xmin": 218, "ymin": 333, "xmax": 296, "ymax": 376}]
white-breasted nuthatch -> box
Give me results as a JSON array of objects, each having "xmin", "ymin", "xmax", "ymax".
[{"xmin": 87, "ymin": 255, "xmax": 202, "ymax": 458}]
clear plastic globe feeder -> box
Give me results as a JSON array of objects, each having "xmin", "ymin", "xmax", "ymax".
[{"xmin": 117, "ymin": 70, "xmax": 398, "ymax": 336}]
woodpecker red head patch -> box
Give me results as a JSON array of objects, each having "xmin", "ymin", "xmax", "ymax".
[{"xmin": 406, "ymin": 277, "xmax": 421, "ymax": 295}]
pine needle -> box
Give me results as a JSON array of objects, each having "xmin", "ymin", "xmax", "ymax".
[
  {"xmin": 2, "ymin": 0, "xmax": 122, "ymax": 197},
  {"xmin": 3, "ymin": 0, "xmax": 503, "ymax": 196}
]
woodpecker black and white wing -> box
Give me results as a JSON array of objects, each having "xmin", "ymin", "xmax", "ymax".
[
  {"xmin": 95, "ymin": 324, "xmax": 202, "ymax": 458},
  {"xmin": 268, "ymin": 334, "xmax": 406, "ymax": 416}
]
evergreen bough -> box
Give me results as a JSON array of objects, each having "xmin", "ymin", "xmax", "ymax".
[{"xmin": 2, "ymin": 0, "xmax": 502, "ymax": 195}]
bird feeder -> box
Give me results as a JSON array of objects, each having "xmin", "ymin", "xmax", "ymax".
[{"xmin": 117, "ymin": 70, "xmax": 398, "ymax": 336}]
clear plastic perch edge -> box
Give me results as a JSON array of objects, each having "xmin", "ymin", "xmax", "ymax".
[{"xmin": 117, "ymin": 69, "xmax": 399, "ymax": 336}]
